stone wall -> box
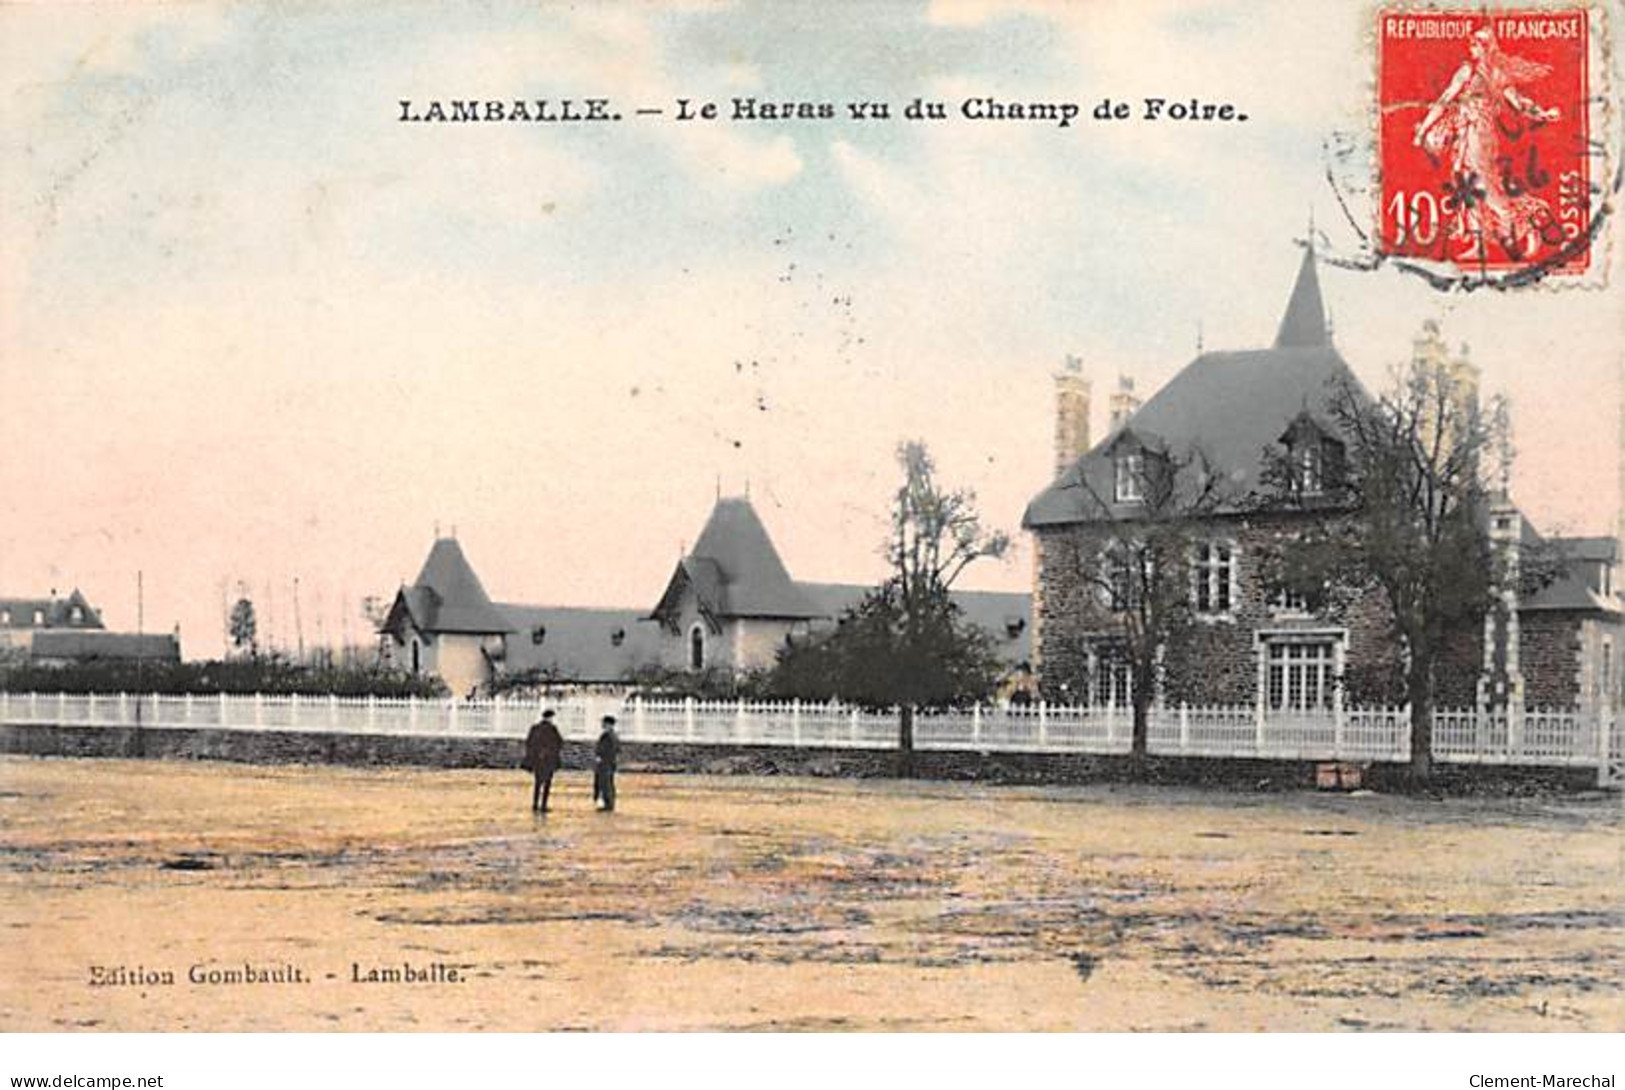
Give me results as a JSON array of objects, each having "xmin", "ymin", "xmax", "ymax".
[
  {"xmin": 1522, "ymin": 612, "xmax": 1583, "ymax": 708},
  {"xmin": 0, "ymin": 722, "xmax": 1600, "ymax": 793},
  {"xmin": 1033, "ymin": 512, "xmax": 1408, "ymax": 705}
]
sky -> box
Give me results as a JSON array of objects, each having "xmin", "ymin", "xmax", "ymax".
[{"xmin": 2, "ymin": 0, "xmax": 1621, "ymax": 658}]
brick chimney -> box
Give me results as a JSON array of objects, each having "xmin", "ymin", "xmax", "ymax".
[
  {"xmin": 1053, "ymin": 355, "xmax": 1092, "ymax": 478},
  {"xmin": 1108, "ymin": 374, "xmax": 1141, "ymax": 432}
]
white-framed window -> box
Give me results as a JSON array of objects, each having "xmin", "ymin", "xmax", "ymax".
[
  {"xmin": 1091, "ymin": 641, "xmax": 1133, "ymax": 708},
  {"xmin": 0, "ymin": 609, "xmax": 10, "ymax": 625},
  {"xmin": 688, "ymin": 624, "xmax": 706, "ymax": 671},
  {"xmin": 1264, "ymin": 639, "xmax": 1337, "ymax": 711},
  {"xmin": 1271, "ymin": 586, "xmax": 1311, "ymax": 615},
  {"xmin": 1194, "ymin": 541, "xmax": 1235, "ymax": 615},
  {"xmin": 1295, "ymin": 442, "xmax": 1323, "ymax": 495},
  {"xmin": 1115, "ymin": 452, "xmax": 1143, "ymax": 503},
  {"xmin": 32, "ymin": 609, "xmax": 44, "ymax": 626}
]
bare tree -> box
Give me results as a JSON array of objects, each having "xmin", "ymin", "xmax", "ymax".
[
  {"xmin": 889, "ymin": 440, "xmax": 1011, "ymax": 620},
  {"xmin": 1059, "ymin": 441, "xmax": 1224, "ymax": 762},
  {"xmin": 770, "ymin": 441, "xmax": 1010, "ymax": 774},
  {"xmin": 1257, "ymin": 357, "xmax": 1552, "ymax": 782}
]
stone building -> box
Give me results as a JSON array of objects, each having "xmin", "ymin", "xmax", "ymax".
[{"xmin": 1024, "ymin": 244, "xmax": 1622, "ymax": 714}]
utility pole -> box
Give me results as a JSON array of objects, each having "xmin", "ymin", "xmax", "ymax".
[
  {"xmin": 293, "ymin": 576, "xmax": 305, "ymax": 663},
  {"xmin": 219, "ymin": 579, "xmax": 230, "ymax": 659},
  {"xmin": 134, "ymin": 570, "xmax": 145, "ymax": 748}
]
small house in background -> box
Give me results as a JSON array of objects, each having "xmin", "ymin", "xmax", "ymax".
[
  {"xmin": 378, "ymin": 537, "xmax": 513, "ymax": 697},
  {"xmin": 1, "ymin": 588, "xmax": 181, "ymax": 665},
  {"xmin": 0, "ymin": 589, "xmax": 103, "ymax": 651},
  {"xmin": 381, "ymin": 495, "xmax": 1031, "ymax": 698},
  {"xmin": 29, "ymin": 631, "xmax": 180, "ymax": 666}
]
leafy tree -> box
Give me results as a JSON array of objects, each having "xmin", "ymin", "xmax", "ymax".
[
  {"xmin": 767, "ymin": 441, "xmax": 1009, "ymax": 771},
  {"xmin": 1054, "ymin": 440, "xmax": 1224, "ymax": 761},
  {"xmin": 228, "ymin": 597, "xmax": 258, "ymax": 657},
  {"xmin": 769, "ymin": 583, "xmax": 1002, "ymax": 710}
]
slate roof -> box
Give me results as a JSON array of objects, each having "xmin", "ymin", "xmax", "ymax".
[
  {"xmin": 0, "ymin": 589, "xmax": 104, "ymax": 630},
  {"xmin": 498, "ymin": 604, "xmax": 663, "ymax": 681},
  {"xmin": 1024, "ymin": 247, "xmax": 1364, "ymax": 527},
  {"xmin": 30, "ymin": 630, "xmax": 180, "ymax": 662},
  {"xmin": 798, "ymin": 582, "xmax": 1033, "ymax": 667},
  {"xmin": 1275, "ymin": 245, "xmax": 1330, "ymax": 348},
  {"xmin": 1524, "ymin": 536, "xmax": 1621, "ymax": 613},
  {"xmin": 651, "ymin": 498, "xmax": 824, "ymax": 621},
  {"xmin": 384, "ymin": 538, "xmax": 512, "ymax": 635}
]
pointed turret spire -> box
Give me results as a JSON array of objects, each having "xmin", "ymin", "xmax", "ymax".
[{"xmin": 1274, "ymin": 237, "xmax": 1330, "ymax": 349}]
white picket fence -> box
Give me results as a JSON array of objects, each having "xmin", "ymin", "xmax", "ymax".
[{"xmin": 0, "ymin": 690, "xmax": 1615, "ymax": 778}]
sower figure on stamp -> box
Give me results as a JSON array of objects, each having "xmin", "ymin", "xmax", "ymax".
[
  {"xmin": 1412, "ymin": 27, "xmax": 1561, "ymax": 260},
  {"xmin": 593, "ymin": 715, "xmax": 620, "ymax": 812},
  {"xmin": 522, "ymin": 710, "xmax": 565, "ymax": 813}
]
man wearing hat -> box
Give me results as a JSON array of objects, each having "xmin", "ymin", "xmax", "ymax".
[
  {"xmin": 523, "ymin": 709, "xmax": 565, "ymax": 813},
  {"xmin": 593, "ymin": 715, "xmax": 620, "ymax": 812}
]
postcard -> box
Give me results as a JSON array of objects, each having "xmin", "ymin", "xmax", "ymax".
[{"xmin": 1, "ymin": 0, "xmax": 1621, "ymax": 1041}]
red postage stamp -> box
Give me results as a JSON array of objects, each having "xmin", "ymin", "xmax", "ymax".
[{"xmin": 1377, "ymin": 9, "xmax": 1593, "ymax": 276}]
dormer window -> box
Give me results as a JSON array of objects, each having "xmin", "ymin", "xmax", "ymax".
[
  {"xmin": 1279, "ymin": 414, "xmax": 1341, "ymax": 500},
  {"xmin": 610, "ymin": 627, "xmax": 626, "ymax": 648},
  {"xmin": 32, "ymin": 609, "xmax": 44, "ymax": 626},
  {"xmin": 1, "ymin": 609, "xmax": 10, "ymax": 625},
  {"xmin": 530, "ymin": 625, "xmax": 547, "ymax": 646},
  {"xmin": 1115, "ymin": 452, "xmax": 1144, "ymax": 503},
  {"xmin": 70, "ymin": 606, "xmax": 83, "ymax": 624}
]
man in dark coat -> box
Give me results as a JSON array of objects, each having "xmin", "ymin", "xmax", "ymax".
[
  {"xmin": 523, "ymin": 710, "xmax": 566, "ymax": 813},
  {"xmin": 592, "ymin": 715, "xmax": 620, "ymax": 812}
]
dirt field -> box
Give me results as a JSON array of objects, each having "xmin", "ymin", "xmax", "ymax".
[{"xmin": 0, "ymin": 756, "xmax": 1620, "ymax": 1031}]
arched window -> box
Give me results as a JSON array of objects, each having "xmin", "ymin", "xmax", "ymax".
[
  {"xmin": 411, "ymin": 639, "xmax": 421, "ymax": 675},
  {"xmin": 688, "ymin": 624, "xmax": 705, "ymax": 671}
]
